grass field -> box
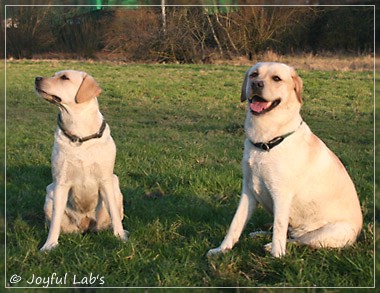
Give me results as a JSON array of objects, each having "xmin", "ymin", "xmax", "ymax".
[{"xmin": 5, "ymin": 60, "xmax": 374, "ymax": 288}]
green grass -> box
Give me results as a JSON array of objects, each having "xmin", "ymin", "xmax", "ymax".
[{"xmin": 5, "ymin": 60, "xmax": 374, "ymax": 288}]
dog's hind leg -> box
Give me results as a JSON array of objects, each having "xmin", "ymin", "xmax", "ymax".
[
  {"xmin": 295, "ymin": 222, "xmax": 360, "ymax": 248},
  {"xmin": 96, "ymin": 176, "xmax": 126, "ymax": 232},
  {"xmin": 95, "ymin": 201, "xmax": 111, "ymax": 231},
  {"xmin": 250, "ymin": 230, "xmax": 272, "ymax": 237}
]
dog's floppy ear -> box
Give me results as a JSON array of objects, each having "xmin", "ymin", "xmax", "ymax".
[
  {"xmin": 240, "ymin": 69, "xmax": 249, "ymax": 102},
  {"xmin": 291, "ymin": 67, "xmax": 303, "ymax": 104},
  {"xmin": 76, "ymin": 74, "xmax": 102, "ymax": 103}
]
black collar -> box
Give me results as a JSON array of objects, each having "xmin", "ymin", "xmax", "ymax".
[
  {"xmin": 57, "ymin": 114, "xmax": 107, "ymax": 144},
  {"xmin": 248, "ymin": 121, "xmax": 303, "ymax": 152}
]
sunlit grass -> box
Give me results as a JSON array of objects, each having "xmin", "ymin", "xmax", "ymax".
[{"xmin": 5, "ymin": 60, "xmax": 374, "ymax": 288}]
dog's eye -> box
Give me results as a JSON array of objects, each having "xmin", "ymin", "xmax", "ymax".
[
  {"xmin": 272, "ymin": 76, "xmax": 281, "ymax": 82},
  {"xmin": 250, "ymin": 72, "xmax": 258, "ymax": 78},
  {"xmin": 60, "ymin": 75, "xmax": 69, "ymax": 80}
]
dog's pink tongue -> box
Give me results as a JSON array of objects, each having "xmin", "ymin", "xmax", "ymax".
[{"xmin": 250, "ymin": 101, "xmax": 271, "ymax": 113}]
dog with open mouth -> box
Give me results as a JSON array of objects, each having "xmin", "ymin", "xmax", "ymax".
[
  {"xmin": 35, "ymin": 70, "xmax": 128, "ymax": 251},
  {"xmin": 208, "ymin": 62, "xmax": 362, "ymax": 257}
]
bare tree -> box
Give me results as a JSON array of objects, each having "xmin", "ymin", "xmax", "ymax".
[
  {"xmin": 6, "ymin": 5, "xmax": 55, "ymax": 58},
  {"xmin": 209, "ymin": 6, "xmax": 316, "ymax": 58},
  {"xmin": 101, "ymin": 9, "xmax": 160, "ymax": 61},
  {"xmin": 4, "ymin": 4, "xmax": 372, "ymax": 61}
]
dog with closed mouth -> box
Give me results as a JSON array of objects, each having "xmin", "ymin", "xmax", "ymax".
[
  {"xmin": 207, "ymin": 62, "xmax": 362, "ymax": 257},
  {"xmin": 35, "ymin": 70, "xmax": 128, "ymax": 251}
]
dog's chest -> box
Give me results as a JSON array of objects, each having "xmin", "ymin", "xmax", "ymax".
[
  {"xmin": 246, "ymin": 151, "xmax": 275, "ymax": 213},
  {"xmin": 52, "ymin": 133, "xmax": 116, "ymax": 213},
  {"xmin": 66, "ymin": 159, "xmax": 104, "ymax": 182},
  {"xmin": 52, "ymin": 137, "xmax": 115, "ymax": 187},
  {"xmin": 64, "ymin": 159, "xmax": 104, "ymax": 212}
]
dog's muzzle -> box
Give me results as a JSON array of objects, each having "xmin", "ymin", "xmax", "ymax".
[{"xmin": 35, "ymin": 77, "xmax": 62, "ymax": 104}]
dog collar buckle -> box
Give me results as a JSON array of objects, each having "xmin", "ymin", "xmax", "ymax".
[
  {"xmin": 252, "ymin": 136, "xmax": 286, "ymax": 152},
  {"xmin": 261, "ymin": 143, "xmax": 270, "ymax": 152},
  {"xmin": 70, "ymin": 136, "xmax": 81, "ymax": 143},
  {"xmin": 253, "ymin": 136, "xmax": 285, "ymax": 152}
]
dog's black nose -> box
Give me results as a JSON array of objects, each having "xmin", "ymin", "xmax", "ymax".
[
  {"xmin": 252, "ymin": 80, "xmax": 264, "ymax": 89},
  {"xmin": 35, "ymin": 77, "xmax": 43, "ymax": 86}
]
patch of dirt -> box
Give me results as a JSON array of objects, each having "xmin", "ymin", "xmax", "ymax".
[{"xmin": 10, "ymin": 51, "xmax": 374, "ymax": 72}]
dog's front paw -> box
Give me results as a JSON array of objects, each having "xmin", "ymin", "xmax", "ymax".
[
  {"xmin": 40, "ymin": 241, "xmax": 58, "ymax": 252},
  {"xmin": 264, "ymin": 242, "xmax": 286, "ymax": 257},
  {"xmin": 115, "ymin": 230, "xmax": 129, "ymax": 242},
  {"xmin": 271, "ymin": 248, "xmax": 285, "ymax": 258},
  {"xmin": 206, "ymin": 247, "xmax": 229, "ymax": 257},
  {"xmin": 263, "ymin": 242, "xmax": 272, "ymax": 253}
]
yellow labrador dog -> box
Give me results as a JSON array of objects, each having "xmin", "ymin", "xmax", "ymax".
[
  {"xmin": 208, "ymin": 62, "xmax": 362, "ymax": 257},
  {"xmin": 35, "ymin": 70, "xmax": 128, "ymax": 251}
]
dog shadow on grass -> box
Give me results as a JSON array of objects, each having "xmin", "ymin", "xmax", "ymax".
[
  {"xmin": 120, "ymin": 169, "xmax": 273, "ymax": 256},
  {"xmin": 5, "ymin": 163, "xmax": 237, "ymax": 243},
  {"xmin": 6, "ymin": 165, "xmax": 50, "ymax": 225}
]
